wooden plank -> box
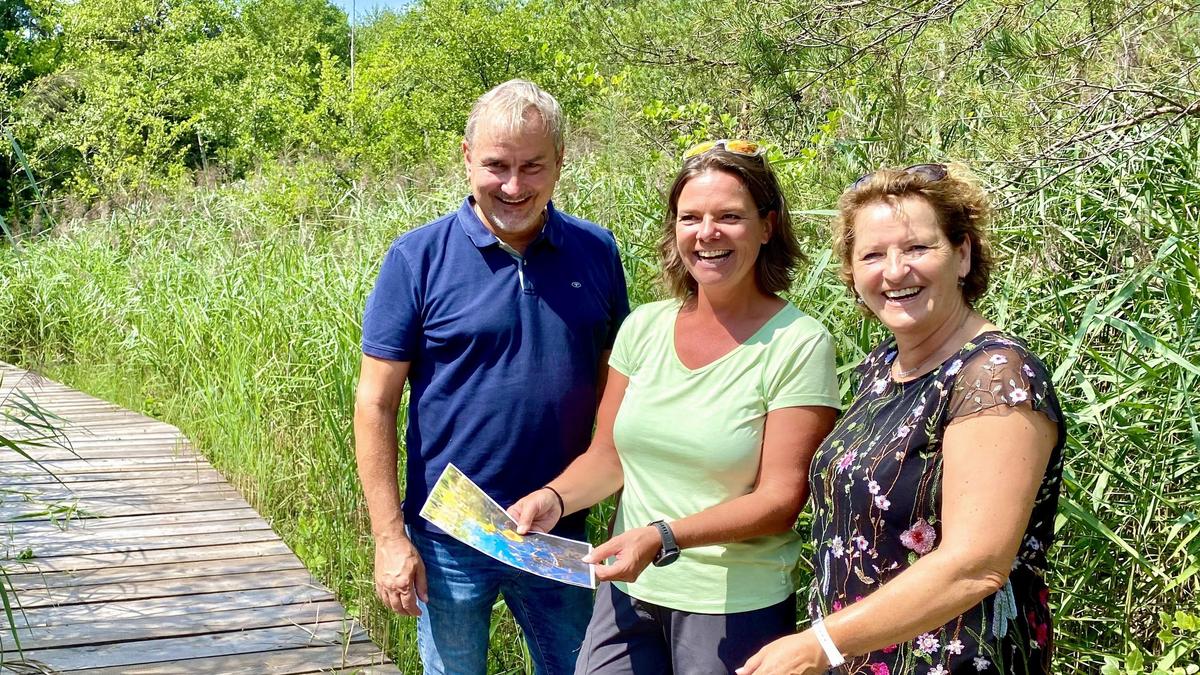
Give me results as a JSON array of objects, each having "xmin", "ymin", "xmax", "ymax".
[
  {"xmin": 2, "ymin": 498, "xmax": 256, "ymax": 521},
  {"xmin": 15, "ymin": 417, "xmax": 160, "ymax": 431},
  {"xmin": 11, "ymin": 430, "xmax": 180, "ymax": 441},
  {"xmin": 13, "ymin": 409, "xmax": 159, "ymax": 422},
  {"xmin": 0, "ymin": 467, "xmax": 222, "ymax": 486},
  {"xmin": 2, "ymin": 441, "xmax": 196, "ymax": 456},
  {"xmin": 0, "ymin": 540, "xmax": 294, "ymax": 574},
  {"xmin": 6, "ymin": 516, "xmax": 269, "ymax": 544},
  {"xmin": 0, "ymin": 457, "xmax": 208, "ymax": 476},
  {"xmin": 4, "ymin": 507, "xmax": 260, "ymax": 534},
  {"xmin": 3, "ymin": 483, "xmax": 242, "ymax": 504},
  {"xmin": 2, "ymin": 600, "xmax": 346, "ymax": 651},
  {"xmin": 12, "ymin": 567, "xmax": 322, "ymax": 608},
  {"xmin": 6, "ymin": 554, "xmax": 304, "ymax": 591},
  {"xmin": 4, "ymin": 399, "xmax": 124, "ymax": 410},
  {"xmin": 3, "ymin": 528, "xmax": 283, "ymax": 558},
  {"xmin": 1, "ymin": 619, "xmax": 367, "ymax": 670},
  {"xmin": 1, "ymin": 480, "xmax": 234, "ymax": 503},
  {"xmin": 0, "ymin": 440, "xmax": 195, "ymax": 458},
  {"xmin": 0, "ymin": 448, "xmax": 191, "ymax": 462},
  {"xmin": 2, "ymin": 584, "xmax": 335, "ymax": 628},
  {"xmin": 0, "ymin": 363, "xmax": 394, "ymax": 670},
  {"xmin": 2, "ymin": 436, "xmax": 188, "ymax": 449},
  {"xmin": 73, "ymin": 641, "xmax": 398, "ymax": 675},
  {"xmin": 0, "ymin": 432, "xmax": 186, "ymax": 445}
]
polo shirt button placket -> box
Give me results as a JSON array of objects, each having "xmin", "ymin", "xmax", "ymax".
[{"xmin": 520, "ymin": 258, "xmax": 535, "ymax": 295}]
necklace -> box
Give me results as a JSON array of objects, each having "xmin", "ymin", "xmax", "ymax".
[{"xmin": 892, "ymin": 311, "xmax": 972, "ymax": 380}]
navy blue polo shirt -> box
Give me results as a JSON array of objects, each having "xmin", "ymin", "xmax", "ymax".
[{"xmin": 362, "ymin": 198, "xmax": 630, "ymax": 538}]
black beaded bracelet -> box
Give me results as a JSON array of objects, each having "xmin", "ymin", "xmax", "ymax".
[{"xmin": 541, "ymin": 485, "xmax": 566, "ymax": 518}]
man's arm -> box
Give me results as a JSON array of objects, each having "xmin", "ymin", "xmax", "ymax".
[{"xmin": 354, "ymin": 354, "xmax": 427, "ymax": 616}]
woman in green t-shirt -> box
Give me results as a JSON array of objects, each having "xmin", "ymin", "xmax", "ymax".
[{"xmin": 509, "ymin": 140, "xmax": 842, "ymax": 673}]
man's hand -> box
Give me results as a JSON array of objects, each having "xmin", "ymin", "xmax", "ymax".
[
  {"xmin": 736, "ymin": 632, "xmax": 827, "ymax": 675},
  {"xmin": 374, "ymin": 533, "xmax": 429, "ymax": 616},
  {"xmin": 507, "ymin": 488, "xmax": 563, "ymax": 535},
  {"xmin": 584, "ymin": 526, "xmax": 661, "ymax": 583}
]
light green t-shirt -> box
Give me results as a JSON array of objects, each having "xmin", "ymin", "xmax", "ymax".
[{"xmin": 608, "ymin": 299, "xmax": 841, "ymax": 613}]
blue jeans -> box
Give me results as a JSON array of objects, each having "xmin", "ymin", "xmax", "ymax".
[{"xmin": 409, "ymin": 526, "xmax": 592, "ymax": 675}]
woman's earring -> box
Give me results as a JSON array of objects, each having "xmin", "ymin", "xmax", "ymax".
[
  {"xmin": 957, "ymin": 278, "xmax": 965, "ymax": 288},
  {"xmin": 855, "ymin": 294, "xmax": 865, "ymax": 305}
]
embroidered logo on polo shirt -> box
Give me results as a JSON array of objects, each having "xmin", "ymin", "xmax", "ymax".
[{"xmin": 570, "ymin": 281, "xmax": 582, "ymax": 288}]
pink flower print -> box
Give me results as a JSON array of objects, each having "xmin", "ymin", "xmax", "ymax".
[
  {"xmin": 945, "ymin": 359, "xmax": 963, "ymax": 376},
  {"xmin": 882, "ymin": 643, "xmax": 898, "ymax": 653},
  {"xmin": 831, "ymin": 536, "xmax": 845, "ymax": 559},
  {"xmin": 973, "ymin": 656, "xmax": 991, "ymax": 670},
  {"xmin": 872, "ymin": 377, "xmax": 889, "ymax": 394},
  {"xmin": 853, "ymin": 535, "xmax": 869, "ymax": 551},
  {"xmin": 946, "ymin": 638, "xmax": 964, "ymax": 655},
  {"xmin": 900, "ymin": 518, "xmax": 937, "ymax": 555},
  {"xmin": 1008, "ymin": 385, "xmax": 1029, "ymax": 404},
  {"xmin": 836, "ymin": 450, "xmax": 857, "ymax": 473},
  {"xmin": 874, "ymin": 495, "xmax": 891, "ymax": 511},
  {"xmin": 868, "ymin": 664, "xmax": 890, "ymax": 675},
  {"xmin": 1022, "ymin": 363, "xmax": 1036, "ymax": 378},
  {"xmin": 832, "ymin": 599, "xmax": 843, "ymax": 611},
  {"xmin": 929, "ymin": 666, "xmax": 948, "ymax": 675},
  {"xmin": 894, "ymin": 425, "xmax": 912, "ymax": 439},
  {"xmin": 914, "ymin": 632, "xmax": 940, "ymax": 654},
  {"xmin": 868, "ymin": 480, "xmax": 881, "ymax": 495},
  {"xmin": 989, "ymin": 354, "xmax": 1008, "ymax": 366}
]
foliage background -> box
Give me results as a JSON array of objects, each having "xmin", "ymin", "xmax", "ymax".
[{"xmin": 1, "ymin": 0, "xmax": 1198, "ymax": 672}]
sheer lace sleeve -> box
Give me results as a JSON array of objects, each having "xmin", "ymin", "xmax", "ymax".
[{"xmin": 947, "ymin": 343, "xmax": 1062, "ymax": 427}]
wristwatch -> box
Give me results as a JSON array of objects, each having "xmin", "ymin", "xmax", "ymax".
[{"xmin": 649, "ymin": 520, "xmax": 680, "ymax": 567}]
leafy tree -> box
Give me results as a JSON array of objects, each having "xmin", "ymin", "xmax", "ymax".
[
  {"xmin": 7, "ymin": 0, "xmax": 349, "ymax": 203},
  {"xmin": 1, "ymin": 0, "xmax": 59, "ymax": 232},
  {"xmin": 348, "ymin": 0, "xmax": 602, "ymax": 168}
]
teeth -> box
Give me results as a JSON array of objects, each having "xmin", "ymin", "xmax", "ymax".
[
  {"xmin": 884, "ymin": 287, "xmax": 921, "ymax": 299},
  {"xmin": 497, "ymin": 196, "xmax": 529, "ymax": 204},
  {"xmin": 696, "ymin": 250, "xmax": 731, "ymax": 259}
]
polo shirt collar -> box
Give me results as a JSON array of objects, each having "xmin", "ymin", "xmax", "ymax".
[{"xmin": 458, "ymin": 198, "xmax": 564, "ymax": 251}]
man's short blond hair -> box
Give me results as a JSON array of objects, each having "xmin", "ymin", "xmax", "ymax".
[{"xmin": 464, "ymin": 79, "xmax": 565, "ymax": 158}]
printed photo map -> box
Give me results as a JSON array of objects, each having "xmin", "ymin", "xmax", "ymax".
[{"xmin": 420, "ymin": 464, "xmax": 596, "ymax": 588}]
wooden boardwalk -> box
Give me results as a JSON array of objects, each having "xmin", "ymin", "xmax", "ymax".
[{"xmin": 0, "ymin": 363, "xmax": 399, "ymax": 673}]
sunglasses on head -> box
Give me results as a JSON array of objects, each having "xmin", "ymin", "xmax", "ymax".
[
  {"xmin": 850, "ymin": 163, "xmax": 948, "ymax": 191},
  {"xmin": 682, "ymin": 139, "xmax": 766, "ymax": 161}
]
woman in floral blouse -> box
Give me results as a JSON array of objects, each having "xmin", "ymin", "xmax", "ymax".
[{"xmin": 739, "ymin": 164, "xmax": 1065, "ymax": 674}]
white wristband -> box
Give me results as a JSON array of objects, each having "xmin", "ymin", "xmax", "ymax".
[{"xmin": 811, "ymin": 619, "xmax": 845, "ymax": 668}]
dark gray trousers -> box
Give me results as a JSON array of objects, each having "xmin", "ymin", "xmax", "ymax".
[{"xmin": 575, "ymin": 582, "xmax": 797, "ymax": 675}]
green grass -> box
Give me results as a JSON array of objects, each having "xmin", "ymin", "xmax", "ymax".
[{"xmin": 1, "ymin": 127, "xmax": 1198, "ymax": 671}]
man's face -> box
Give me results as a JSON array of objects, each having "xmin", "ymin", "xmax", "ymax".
[{"xmin": 463, "ymin": 116, "xmax": 562, "ymax": 242}]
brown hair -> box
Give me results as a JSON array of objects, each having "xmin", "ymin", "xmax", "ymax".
[
  {"xmin": 832, "ymin": 163, "xmax": 994, "ymax": 306},
  {"xmin": 660, "ymin": 150, "xmax": 803, "ymax": 300}
]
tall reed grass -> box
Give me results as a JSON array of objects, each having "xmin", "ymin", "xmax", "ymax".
[{"xmin": 1, "ymin": 128, "xmax": 1197, "ymax": 671}]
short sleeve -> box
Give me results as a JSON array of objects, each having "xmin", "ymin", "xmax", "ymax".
[
  {"xmin": 607, "ymin": 303, "xmax": 653, "ymax": 377},
  {"xmin": 764, "ymin": 328, "xmax": 842, "ymax": 412},
  {"xmin": 361, "ymin": 241, "xmax": 422, "ymax": 361},
  {"xmin": 947, "ymin": 345, "xmax": 1062, "ymax": 427}
]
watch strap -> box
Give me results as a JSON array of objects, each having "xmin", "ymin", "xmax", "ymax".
[{"xmin": 650, "ymin": 519, "xmax": 678, "ymax": 561}]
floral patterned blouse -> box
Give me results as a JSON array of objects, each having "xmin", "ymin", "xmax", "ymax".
[{"xmin": 808, "ymin": 331, "xmax": 1065, "ymax": 674}]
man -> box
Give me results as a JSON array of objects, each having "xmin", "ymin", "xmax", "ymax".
[{"xmin": 354, "ymin": 79, "xmax": 629, "ymax": 675}]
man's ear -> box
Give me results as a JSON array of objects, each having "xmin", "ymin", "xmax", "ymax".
[{"xmin": 462, "ymin": 139, "xmax": 472, "ymax": 175}]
